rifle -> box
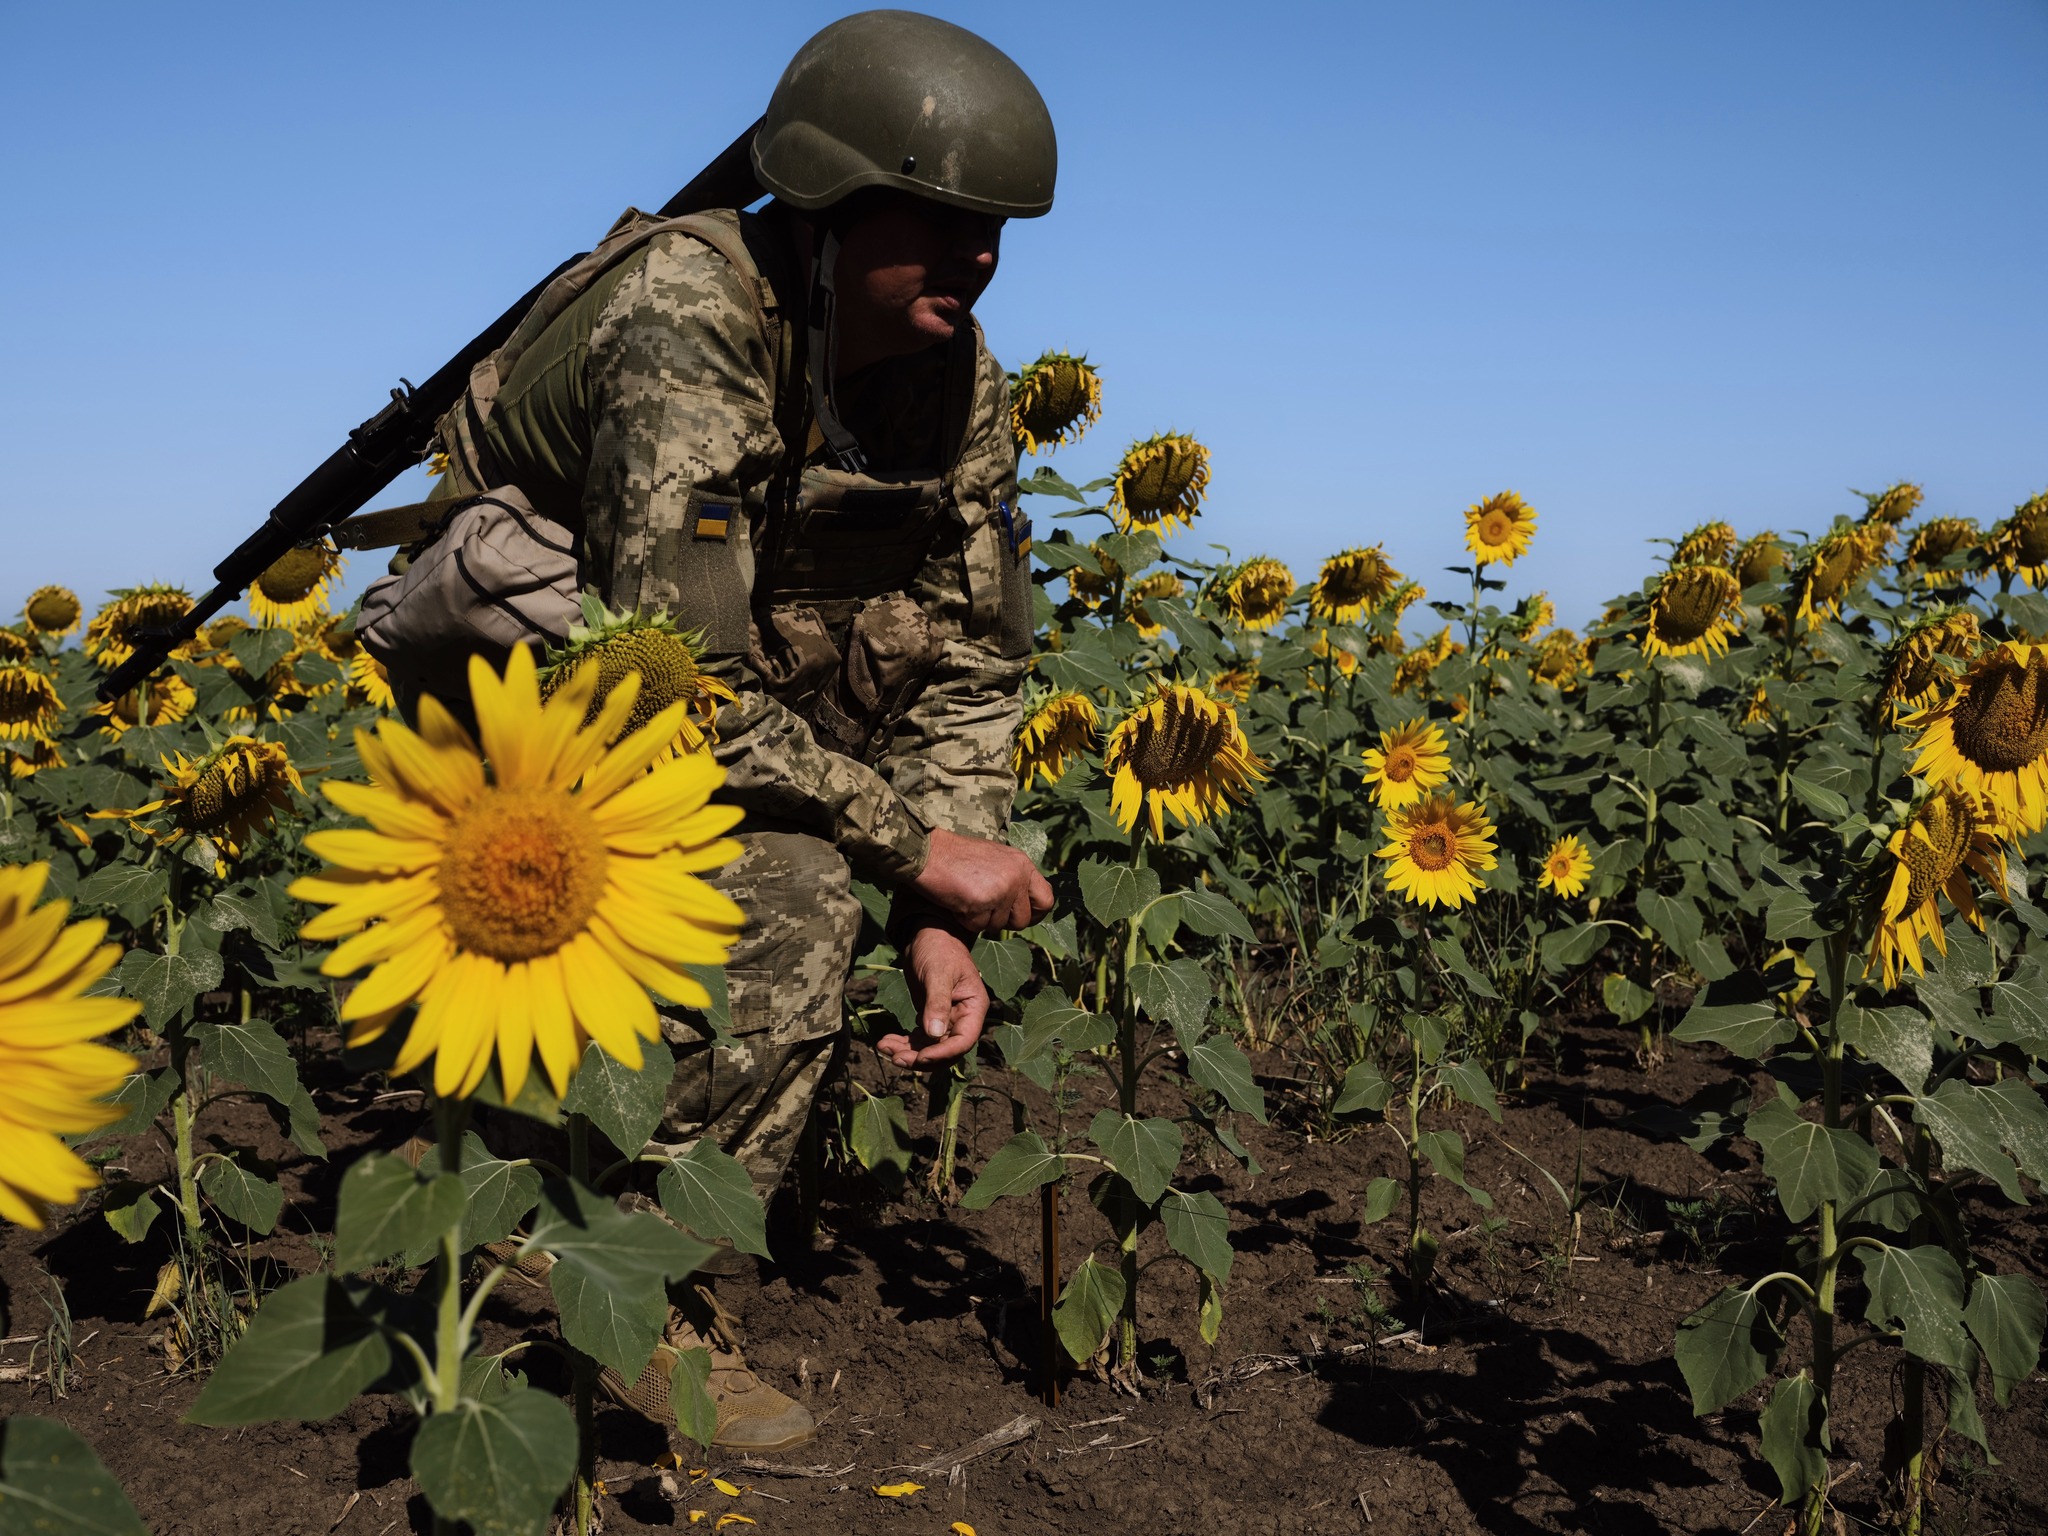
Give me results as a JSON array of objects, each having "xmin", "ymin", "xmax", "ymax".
[{"xmin": 96, "ymin": 118, "xmax": 766, "ymax": 703}]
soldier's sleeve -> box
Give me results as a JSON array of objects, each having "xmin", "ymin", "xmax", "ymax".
[
  {"xmin": 583, "ymin": 232, "xmax": 933, "ymax": 885},
  {"xmin": 874, "ymin": 339, "xmax": 1029, "ymax": 844}
]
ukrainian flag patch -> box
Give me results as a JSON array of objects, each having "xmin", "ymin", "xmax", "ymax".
[
  {"xmin": 997, "ymin": 500, "xmax": 1031, "ymax": 559},
  {"xmin": 695, "ymin": 503, "xmax": 732, "ymax": 541}
]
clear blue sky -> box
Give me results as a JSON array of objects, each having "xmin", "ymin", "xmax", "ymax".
[{"xmin": 4, "ymin": 1, "xmax": 2044, "ymax": 631}]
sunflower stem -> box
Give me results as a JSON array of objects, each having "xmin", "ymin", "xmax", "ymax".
[
  {"xmin": 565, "ymin": 1110, "xmax": 598, "ymax": 1534},
  {"xmin": 1800, "ymin": 930, "xmax": 1853, "ymax": 1533},
  {"xmin": 429, "ymin": 1096, "xmax": 470, "ymax": 1419}
]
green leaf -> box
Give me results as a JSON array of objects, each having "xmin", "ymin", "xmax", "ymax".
[
  {"xmin": 1130, "ymin": 958, "xmax": 1210, "ymax": 1032},
  {"xmin": 1333, "ymin": 1059, "xmax": 1393, "ymax": 1115},
  {"xmin": 1947, "ymin": 1342, "xmax": 1992, "ymax": 1451},
  {"xmin": 199, "ymin": 1153, "xmax": 283, "ymax": 1235},
  {"xmin": 208, "ymin": 884, "xmax": 282, "ymax": 949},
  {"xmin": 1177, "ymin": 886, "xmax": 1256, "ymax": 943},
  {"xmin": 1963, "ymin": 1272, "xmax": 2046, "ymax": 1406},
  {"xmin": 1439, "ymin": 1059, "xmax": 1502, "ymax": 1123},
  {"xmin": 961, "ymin": 1130, "xmax": 1065, "ymax": 1209},
  {"xmin": 1757, "ymin": 1373, "xmax": 1827, "ymax": 1508},
  {"xmin": 1745, "ymin": 1098, "xmax": 1879, "ymax": 1223},
  {"xmin": 558, "ymin": 1037, "xmax": 674, "ymax": 1156},
  {"xmin": 1087, "ymin": 1112, "xmax": 1183, "ymax": 1205},
  {"xmin": 1077, "ymin": 859, "xmax": 1160, "ymax": 925},
  {"xmin": 333, "ymin": 1153, "xmax": 466, "ymax": 1271},
  {"xmin": 195, "ymin": 1018, "xmax": 325, "ymax": 1158},
  {"xmin": 1673, "ymin": 971, "xmax": 1793, "ymax": 1058},
  {"xmin": 409, "ymin": 1385, "xmax": 577, "ymax": 1536},
  {"xmin": 1637, "ymin": 889, "xmax": 1701, "ymax": 954},
  {"xmin": 848, "ymin": 1091, "xmax": 913, "ymax": 1193},
  {"xmin": 114, "ymin": 946, "xmax": 223, "ymax": 1028},
  {"xmin": 526, "ymin": 1179, "xmax": 714, "ymax": 1380},
  {"xmin": 1052, "ymin": 1255, "xmax": 1126, "ymax": 1365},
  {"xmin": 99, "ymin": 1180, "xmax": 161, "ymax": 1244},
  {"xmin": 1602, "ymin": 973, "xmax": 1654, "ymax": 1026},
  {"xmin": 1432, "ymin": 933, "xmax": 1500, "ymax": 999},
  {"xmin": 971, "ymin": 934, "xmax": 1034, "ymax": 1001},
  {"xmin": 96, "ymin": 1069, "xmax": 178, "ymax": 1140},
  {"xmin": 0, "ymin": 1415, "xmax": 150, "ymax": 1536},
  {"xmin": 74, "ymin": 863, "xmax": 168, "ymax": 928},
  {"xmin": 1417, "ymin": 1130, "xmax": 1492, "ymax": 1209},
  {"xmin": 1180, "ymin": 1028, "xmax": 1268, "ymax": 1122},
  {"xmin": 411, "ymin": 1134, "xmax": 544, "ymax": 1253},
  {"xmin": 1160, "ymin": 1189, "xmax": 1233, "ymax": 1283},
  {"xmin": 1405, "ymin": 1012, "xmax": 1449, "ymax": 1065},
  {"xmin": 1857, "ymin": 1244, "xmax": 1972, "ymax": 1372},
  {"xmin": 1787, "ymin": 769, "xmax": 1851, "ymax": 822},
  {"xmin": 656, "ymin": 1142, "xmax": 769, "ymax": 1259},
  {"xmin": 187, "ymin": 1275, "xmax": 396, "ymax": 1425},
  {"xmin": 671, "ymin": 1345, "xmax": 718, "ymax": 1450},
  {"xmin": 1200, "ymin": 1271, "xmax": 1224, "ymax": 1346},
  {"xmin": 227, "ymin": 625, "xmax": 295, "ymax": 680},
  {"xmin": 1361, "ymin": 1176, "xmax": 1403, "ymax": 1224},
  {"xmin": 1674, "ymin": 1285, "xmax": 1781, "ymax": 1415},
  {"xmin": 1915, "ymin": 1077, "xmax": 2048, "ymax": 1204},
  {"xmin": 1539, "ymin": 921, "xmax": 1605, "ymax": 972},
  {"xmin": 1036, "ymin": 647, "xmax": 1129, "ymax": 694},
  {"xmin": 1840, "ymin": 1004, "xmax": 1932, "ymax": 1095}
]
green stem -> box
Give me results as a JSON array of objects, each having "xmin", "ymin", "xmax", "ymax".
[
  {"xmin": 429, "ymin": 1097, "xmax": 470, "ymax": 1417},
  {"xmin": 171, "ymin": 1041, "xmax": 204, "ymax": 1250},
  {"xmin": 566, "ymin": 1111, "xmax": 596, "ymax": 1536},
  {"xmin": 1404, "ymin": 1033, "xmax": 1428, "ymax": 1305},
  {"xmin": 1802, "ymin": 933, "xmax": 1852, "ymax": 1536}
]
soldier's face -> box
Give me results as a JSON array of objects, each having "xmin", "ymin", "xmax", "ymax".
[{"xmin": 835, "ymin": 197, "xmax": 1003, "ymax": 356}]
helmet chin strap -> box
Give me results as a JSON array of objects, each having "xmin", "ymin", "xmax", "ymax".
[{"xmin": 808, "ymin": 229, "xmax": 868, "ymax": 474}]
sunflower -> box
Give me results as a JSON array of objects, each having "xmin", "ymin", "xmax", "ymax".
[
  {"xmin": 1531, "ymin": 629, "xmax": 1585, "ymax": 689},
  {"xmin": 1742, "ymin": 682, "xmax": 1774, "ymax": 727},
  {"xmin": 303, "ymin": 614, "xmax": 360, "ymax": 667},
  {"xmin": 249, "ymin": 541, "xmax": 344, "ymax": 628},
  {"xmin": 1014, "ymin": 691, "xmax": 1099, "ymax": 790},
  {"xmin": 1110, "ymin": 433, "xmax": 1210, "ymax": 536},
  {"xmin": 1009, "ymin": 351, "xmax": 1102, "ymax": 454},
  {"xmin": 289, "ymin": 646, "xmax": 746, "ymax": 1101},
  {"xmin": 1068, "ymin": 545, "xmax": 1123, "ymax": 610},
  {"xmin": 1377, "ymin": 794, "xmax": 1497, "ymax": 909},
  {"xmin": 0, "ymin": 863, "xmax": 141, "ymax": 1228},
  {"xmin": 1789, "ymin": 529, "xmax": 1879, "ymax": 630},
  {"xmin": 1642, "ymin": 563, "xmax": 1743, "ymax": 660},
  {"xmin": 6, "ymin": 739, "xmax": 61, "ymax": 779},
  {"xmin": 1505, "ymin": 591, "xmax": 1555, "ymax": 641},
  {"xmin": 1393, "ymin": 629, "xmax": 1462, "ymax": 696},
  {"xmin": 1308, "ymin": 547, "xmax": 1402, "ymax": 624},
  {"xmin": 1731, "ymin": 532, "xmax": 1786, "ymax": 591},
  {"xmin": 1360, "ymin": 718, "xmax": 1451, "ymax": 810},
  {"xmin": 1365, "ymin": 628, "xmax": 1407, "ymax": 659},
  {"xmin": 1865, "ymin": 786, "xmax": 2006, "ymax": 989},
  {"xmin": 85, "ymin": 585, "xmax": 198, "ymax": 668},
  {"xmin": 0, "ymin": 666, "xmax": 61, "ymax": 745},
  {"xmin": 196, "ymin": 615, "xmax": 252, "ymax": 663},
  {"xmin": 1463, "ymin": 491, "xmax": 1537, "ymax": 567},
  {"xmin": 1123, "ymin": 572, "xmax": 1185, "ymax": 638},
  {"xmin": 1102, "ymin": 684, "xmax": 1264, "ymax": 839},
  {"xmin": 1210, "ymin": 665, "xmax": 1259, "ymax": 703},
  {"xmin": 1904, "ymin": 642, "xmax": 2048, "ymax": 837},
  {"xmin": 1384, "ymin": 581, "xmax": 1426, "ymax": 622},
  {"xmin": 1672, "ymin": 521, "xmax": 1737, "ymax": 567},
  {"xmin": 1306, "ymin": 634, "xmax": 1360, "ymax": 691},
  {"xmin": 1901, "ymin": 517, "xmax": 1979, "ymax": 589},
  {"xmin": 1989, "ymin": 493, "xmax": 2048, "ymax": 588},
  {"xmin": 1217, "ymin": 557, "xmax": 1295, "ymax": 632},
  {"xmin": 92, "ymin": 674, "xmax": 196, "ymax": 737},
  {"xmin": 1880, "ymin": 608, "xmax": 1982, "ymax": 720},
  {"xmin": 1860, "ymin": 481, "xmax": 1924, "ymax": 531},
  {"xmin": 21, "ymin": 586, "xmax": 81, "ymax": 638},
  {"xmin": 112, "ymin": 738, "xmax": 303, "ymax": 863},
  {"xmin": 1537, "ymin": 834, "xmax": 1595, "ymax": 898},
  {"xmin": 542, "ymin": 598, "xmax": 736, "ymax": 758},
  {"xmin": 0, "ymin": 630, "xmax": 34, "ymax": 667},
  {"xmin": 348, "ymin": 648, "xmax": 397, "ymax": 711}
]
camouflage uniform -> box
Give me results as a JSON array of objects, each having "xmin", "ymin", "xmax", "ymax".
[{"xmin": 439, "ymin": 204, "xmax": 1029, "ymax": 1198}]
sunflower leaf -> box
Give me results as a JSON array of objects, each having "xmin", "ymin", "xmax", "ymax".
[
  {"xmin": 334, "ymin": 1153, "xmax": 467, "ymax": 1272},
  {"xmin": 961, "ymin": 1130, "xmax": 1065, "ymax": 1209},
  {"xmin": 849, "ymin": 1091, "xmax": 913, "ymax": 1193},
  {"xmin": 1052, "ymin": 1255, "xmax": 1125, "ymax": 1364},
  {"xmin": 1963, "ymin": 1272, "xmax": 2047, "ymax": 1406},
  {"xmin": 1914, "ymin": 1078, "xmax": 2048, "ymax": 1204},
  {"xmin": 1856, "ymin": 1243, "xmax": 1972, "ymax": 1373},
  {"xmin": 1757, "ymin": 1373, "xmax": 1828, "ymax": 1508},
  {"xmin": 409, "ymin": 1386, "xmax": 577, "ymax": 1536},
  {"xmin": 1179, "ymin": 1028, "xmax": 1268, "ymax": 1122},
  {"xmin": 559, "ymin": 1037, "xmax": 674, "ymax": 1157},
  {"xmin": 1745, "ymin": 1098, "xmax": 1878, "ymax": 1222},
  {"xmin": 529, "ymin": 1179, "xmax": 714, "ymax": 1382},
  {"xmin": 1674, "ymin": 1285, "xmax": 1782, "ymax": 1415},
  {"xmin": 227, "ymin": 626, "xmax": 295, "ymax": 680},
  {"xmin": 112, "ymin": 946, "xmax": 222, "ymax": 1028},
  {"xmin": 200, "ymin": 1150, "xmax": 283, "ymax": 1235},
  {"xmin": 1159, "ymin": 1189, "xmax": 1233, "ymax": 1284},
  {"xmin": 0, "ymin": 1415, "xmax": 151, "ymax": 1536},
  {"xmin": 656, "ymin": 1142, "xmax": 769, "ymax": 1259},
  {"xmin": 187, "ymin": 1276, "xmax": 397, "ymax": 1425},
  {"xmin": 1087, "ymin": 1112, "xmax": 1183, "ymax": 1205},
  {"xmin": 1078, "ymin": 860, "xmax": 1160, "ymax": 926}
]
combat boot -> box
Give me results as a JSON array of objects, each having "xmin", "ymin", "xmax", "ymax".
[{"xmin": 596, "ymin": 1295, "xmax": 815, "ymax": 1452}]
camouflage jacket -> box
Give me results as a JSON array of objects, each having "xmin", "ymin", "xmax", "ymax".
[{"xmin": 446, "ymin": 205, "xmax": 1028, "ymax": 886}]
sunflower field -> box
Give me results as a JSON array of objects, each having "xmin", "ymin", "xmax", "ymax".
[{"xmin": 2, "ymin": 349, "xmax": 2046, "ymax": 1536}]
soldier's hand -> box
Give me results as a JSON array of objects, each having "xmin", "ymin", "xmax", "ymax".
[
  {"xmin": 877, "ymin": 925, "xmax": 988, "ymax": 1069},
  {"xmin": 912, "ymin": 827, "xmax": 1055, "ymax": 933}
]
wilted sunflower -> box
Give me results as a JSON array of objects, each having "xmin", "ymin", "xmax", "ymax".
[
  {"xmin": 92, "ymin": 674, "xmax": 196, "ymax": 737},
  {"xmin": 1361, "ymin": 718, "xmax": 1451, "ymax": 810},
  {"xmin": 1880, "ymin": 608, "xmax": 1982, "ymax": 720},
  {"xmin": 1463, "ymin": 491, "xmax": 1537, "ymax": 567},
  {"xmin": 1671, "ymin": 521, "xmax": 1737, "ymax": 567},
  {"xmin": 0, "ymin": 863, "xmax": 141, "ymax": 1228},
  {"xmin": 111, "ymin": 738, "xmax": 302, "ymax": 863},
  {"xmin": 1858, "ymin": 481, "xmax": 1924, "ymax": 542},
  {"xmin": 1731, "ymin": 532, "xmax": 1786, "ymax": 591},
  {"xmin": 0, "ymin": 666, "xmax": 61, "ymax": 745},
  {"xmin": 1642, "ymin": 563, "xmax": 1743, "ymax": 660},
  {"xmin": 349, "ymin": 648, "xmax": 397, "ymax": 711},
  {"xmin": 1864, "ymin": 786, "xmax": 2005, "ymax": 989},
  {"xmin": 6, "ymin": 739, "xmax": 61, "ymax": 779},
  {"xmin": 1511, "ymin": 591, "xmax": 1556, "ymax": 639},
  {"xmin": 1901, "ymin": 517, "xmax": 1979, "ymax": 589},
  {"xmin": 1537, "ymin": 834, "xmax": 1594, "ymax": 898},
  {"xmin": 1102, "ymin": 684, "xmax": 1264, "ymax": 838},
  {"xmin": 542, "ymin": 597, "xmax": 736, "ymax": 758},
  {"xmin": 1989, "ymin": 492, "xmax": 2048, "ymax": 588},
  {"xmin": 1384, "ymin": 581, "xmax": 1425, "ymax": 622},
  {"xmin": 0, "ymin": 630, "xmax": 34, "ymax": 667},
  {"xmin": 1122, "ymin": 572, "xmax": 1185, "ymax": 638},
  {"xmin": 1217, "ymin": 558, "xmax": 1295, "ymax": 631},
  {"xmin": 249, "ymin": 541, "xmax": 344, "ymax": 628},
  {"xmin": 1110, "ymin": 433, "xmax": 1210, "ymax": 536},
  {"xmin": 1068, "ymin": 546, "xmax": 1123, "ymax": 610},
  {"xmin": 1531, "ymin": 630, "xmax": 1585, "ymax": 689},
  {"xmin": 1905, "ymin": 641, "xmax": 2048, "ymax": 837},
  {"xmin": 1789, "ymin": 529, "xmax": 1878, "ymax": 630},
  {"xmin": 1308, "ymin": 547, "xmax": 1401, "ymax": 623},
  {"xmin": 289, "ymin": 646, "xmax": 746, "ymax": 1101},
  {"xmin": 1211, "ymin": 665, "xmax": 1259, "ymax": 703},
  {"xmin": 1014, "ymin": 691, "xmax": 1098, "ymax": 790},
  {"xmin": 21, "ymin": 586, "xmax": 81, "ymax": 638},
  {"xmin": 1377, "ymin": 794, "xmax": 1497, "ymax": 909},
  {"xmin": 85, "ymin": 585, "xmax": 197, "ymax": 668},
  {"xmin": 1009, "ymin": 351, "xmax": 1102, "ymax": 454}
]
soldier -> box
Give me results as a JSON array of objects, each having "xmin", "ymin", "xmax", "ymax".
[{"xmin": 421, "ymin": 11, "xmax": 1058, "ymax": 1450}]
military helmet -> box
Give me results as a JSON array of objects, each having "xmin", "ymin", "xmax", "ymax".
[{"xmin": 753, "ymin": 10, "xmax": 1056, "ymax": 219}]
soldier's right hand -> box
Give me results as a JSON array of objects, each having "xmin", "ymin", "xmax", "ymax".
[{"xmin": 912, "ymin": 826, "xmax": 1055, "ymax": 933}]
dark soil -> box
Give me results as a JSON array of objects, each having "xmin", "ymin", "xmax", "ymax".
[{"xmin": 5, "ymin": 1023, "xmax": 2044, "ymax": 1536}]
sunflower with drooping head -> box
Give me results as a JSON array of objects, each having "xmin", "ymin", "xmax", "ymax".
[
  {"xmin": 1904, "ymin": 641, "xmax": 2048, "ymax": 838},
  {"xmin": 1101, "ymin": 683, "xmax": 1264, "ymax": 839},
  {"xmin": 1864, "ymin": 785, "xmax": 2007, "ymax": 988},
  {"xmin": 1642, "ymin": 563, "xmax": 1743, "ymax": 660},
  {"xmin": 541, "ymin": 596, "xmax": 736, "ymax": 759},
  {"xmin": 1215, "ymin": 557, "xmax": 1295, "ymax": 632},
  {"xmin": 1009, "ymin": 351, "xmax": 1102, "ymax": 455},
  {"xmin": 22, "ymin": 585, "xmax": 81, "ymax": 638},
  {"xmin": 86, "ymin": 584, "xmax": 200, "ymax": 668},
  {"xmin": 1879, "ymin": 608, "xmax": 1981, "ymax": 720},
  {"xmin": 1989, "ymin": 492, "xmax": 2048, "ymax": 589},
  {"xmin": 1308, "ymin": 547, "xmax": 1402, "ymax": 624},
  {"xmin": 1014, "ymin": 690, "xmax": 1098, "ymax": 790},
  {"xmin": 1110, "ymin": 432, "xmax": 1210, "ymax": 536},
  {"xmin": 249, "ymin": 540, "xmax": 344, "ymax": 628},
  {"xmin": 1122, "ymin": 571, "xmax": 1185, "ymax": 639}
]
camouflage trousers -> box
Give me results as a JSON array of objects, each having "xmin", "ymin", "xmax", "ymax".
[{"xmin": 643, "ymin": 828, "xmax": 866, "ymax": 1202}]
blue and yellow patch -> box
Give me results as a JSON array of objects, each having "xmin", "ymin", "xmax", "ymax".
[
  {"xmin": 695, "ymin": 503, "xmax": 732, "ymax": 541},
  {"xmin": 997, "ymin": 500, "xmax": 1032, "ymax": 559}
]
